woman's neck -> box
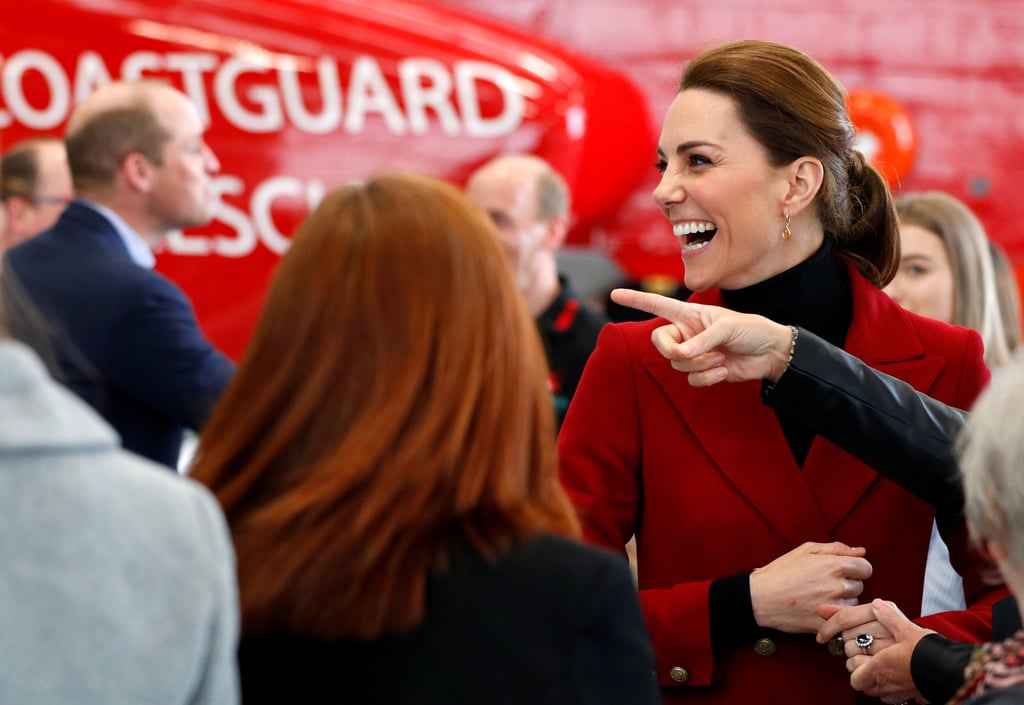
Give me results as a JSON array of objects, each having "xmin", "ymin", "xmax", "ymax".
[{"xmin": 721, "ymin": 239, "xmax": 852, "ymax": 348}]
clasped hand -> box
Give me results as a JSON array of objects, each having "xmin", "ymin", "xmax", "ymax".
[
  {"xmin": 750, "ymin": 541, "xmax": 873, "ymax": 634},
  {"xmin": 815, "ymin": 599, "xmax": 931, "ymax": 704}
]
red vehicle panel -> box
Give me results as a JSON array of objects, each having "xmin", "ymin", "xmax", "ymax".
[
  {"xmin": 3, "ymin": 0, "xmax": 654, "ymax": 357},
  {"xmin": 5, "ymin": 0, "xmax": 1024, "ymax": 355}
]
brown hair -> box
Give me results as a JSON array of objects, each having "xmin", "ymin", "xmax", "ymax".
[
  {"xmin": 679, "ymin": 40, "xmax": 899, "ymax": 287},
  {"xmin": 65, "ymin": 87, "xmax": 168, "ymax": 194},
  {"xmin": 0, "ymin": 137, "xmax": 62, "ymax": 201},
  {"xmin": 190, "ymin": 172, "xmax": 579, "ymax": 639}
]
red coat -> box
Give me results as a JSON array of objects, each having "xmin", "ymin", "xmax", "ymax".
[{"xmin": 558, "ymin": 266, "xmax": 997, "ymax": 704}]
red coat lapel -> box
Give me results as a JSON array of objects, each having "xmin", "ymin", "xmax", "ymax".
[
  {"xmin": 804, "ymin": 269, "xmax": 944, "ymax": 529},
  {"xmin": 639, "ymin": 265, "xmax": 946, "ymax": 545},
  {"xmin": 639, "ymin": 342, "xmax": 831, "ymax": 548}
]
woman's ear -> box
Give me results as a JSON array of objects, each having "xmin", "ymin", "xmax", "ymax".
[{"xmin": 783, "ymin": 156, "xmax": 824, "ymax": 216}]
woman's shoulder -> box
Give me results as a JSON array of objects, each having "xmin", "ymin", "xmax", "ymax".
[
  {"xmin": 466, "ymin": 532, "xmax": 633, "ymax": 600},
  {"xmin": 502, "ymin": 531, "xmax": 626, "ymax": 569},
  {"xmin": 850, "ymin": 269, "xmax": 982, "ymax": 350},
  {"xmin": 887, "ymin": 296, "xmax": 985, "ymax": 358},
  {"xmin": 603, "ymin": 317, "xmax": 666, "ymax": 339}
]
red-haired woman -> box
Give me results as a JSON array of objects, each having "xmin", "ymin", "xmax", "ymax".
[{"xmin": 188, "ymin": 173, "xmax": 659, "ymax": 705}]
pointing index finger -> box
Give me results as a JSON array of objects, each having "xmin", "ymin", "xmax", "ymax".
[{"xmin": 610, "ymin": 288, "xmax": 689, "ymax": 321}]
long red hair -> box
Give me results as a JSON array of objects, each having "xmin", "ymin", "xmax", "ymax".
[{"xmin": 189, "ymin": 172, "xmax": 579, "ymax": 639}]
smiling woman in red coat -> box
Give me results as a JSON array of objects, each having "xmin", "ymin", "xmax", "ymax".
[{"xmin": 557, "ymin": 39, "xmax": 1000, "ymax": 705}]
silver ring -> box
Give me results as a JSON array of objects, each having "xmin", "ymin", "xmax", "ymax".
[{"xmin": 855, "ymin": 633, "xmax": 874, "ymax": 655}]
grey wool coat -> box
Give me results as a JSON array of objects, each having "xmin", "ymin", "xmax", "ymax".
[{"xmin": 0, "ymin": 340, "xmax": 239, "ymax": 705}]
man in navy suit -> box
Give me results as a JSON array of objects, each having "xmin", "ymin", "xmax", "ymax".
[{"xmin": 2, "ymin": 80, "xmax": 234, "ymax": 469}]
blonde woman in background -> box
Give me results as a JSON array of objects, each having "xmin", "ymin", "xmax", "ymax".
[
  {"xmin": 885, "ymin": 190, "xmax": 1022, "ymax": 617},
  {"xmin": 887, "ymin": 191, "xmax": 1020, "ymax": 368}
]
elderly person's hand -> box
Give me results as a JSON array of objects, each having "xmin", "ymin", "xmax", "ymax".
[
  {"xmin": 609, "ymin": 288, "xmax": 795, "ymax": 386},
  {"xmin": 817, "ymin": 598, "xmax": 932, "ymax": 704}
]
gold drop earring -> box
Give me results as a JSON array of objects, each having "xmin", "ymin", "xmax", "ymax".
[{"xmin": 782, "ymin": 210, "xmax": 792, "ymax": 240}]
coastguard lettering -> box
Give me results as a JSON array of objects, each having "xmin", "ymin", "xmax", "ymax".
[{"xmin": 0, "ymin": 49, "xmax": 526, "ymax": 136}]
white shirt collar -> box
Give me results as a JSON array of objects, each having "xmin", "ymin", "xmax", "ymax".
[{"xmin": 74, "ymin": 198, "xmax": 157, "ymax": 269}]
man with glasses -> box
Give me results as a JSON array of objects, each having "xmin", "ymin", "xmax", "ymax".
[{"xmin": 0, "ymin": 137, "xmax": 73, "ymax": 250}]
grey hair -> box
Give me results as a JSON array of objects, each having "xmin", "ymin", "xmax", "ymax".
[{"xmin": 959, "ymin": 355, "xmax": 1024, "ymax": 568}]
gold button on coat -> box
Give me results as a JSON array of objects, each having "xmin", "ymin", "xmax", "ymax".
[
  {"xmin": 669, "ymin": 666, "xmax": 690, "ymax": 683},
  {"xmin": 828, "ymin": 635, "xmax": 845, "ymax": 657},
  {"xmin": 753, "ymin": 637, "xmax": 777, "ymax": 657}
]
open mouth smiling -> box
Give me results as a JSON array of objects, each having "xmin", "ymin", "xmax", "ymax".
[{"xmin": 673, "ymin": 221, "xmax": 718, "ymax": 252}]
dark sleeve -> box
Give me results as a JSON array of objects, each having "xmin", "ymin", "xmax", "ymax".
[
  {"xmin": 708, "ymin": 572, "xmax": 758, "ymax": 654},
  {"xmin": 102, "ymin": 276, "xmax": 235, "ymax": 430},
  {"xmin": 571, "ymin": 553, "xmax": 661, "ymax": 705},
  {"xmin": 993, "ymin": 596, "xmax": 1023, "ymax": 641},
  {"xmin": 911, "ymin": 633, "xmax": 975, "ymax": 704},
  {"xmin": 762, "ymin": 327, "xmax": 966, "ymax": 516}
]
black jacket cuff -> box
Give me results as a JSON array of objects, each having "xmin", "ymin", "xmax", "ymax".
[
  {"xmin": 911, "ymin": 632, "xmax": 975, "ymax": 704},
  {"xmin": 708, "ymin": 571, "xmax": 757, "ymax": 654}
]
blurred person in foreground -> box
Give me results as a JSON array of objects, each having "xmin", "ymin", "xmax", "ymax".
[
  {"xmin": 188, "ymin": 172, "xmax": 659, "ymax": 705},
  {"xmin": 465, "ymin": 153, "xmax": 608, "ymax": 430},
  {"xmin": 0, "ymin": 139, "xmax": 239, "ymax": 704},
  {"xmin": 2, "ymin": 80, "xmax": 234, "ymax": 470},
  {"xmin": 0, "ymin": 137, "xmax": 73, "ymax": 250},
  {"xmin": 944, "ymin": 359, "xmax": 1024, "ymax": 704}
]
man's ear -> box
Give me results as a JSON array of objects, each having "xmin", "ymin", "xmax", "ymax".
[
  {"xmin": 543, "ymin": 215, "xmax": 569, "ymax": 251},
  {"xmin": 122, "ymin": 152, "xmax": 155, "ymax": 194},
  {"xmin": 783, "ymin": 156, "xmax": 824, "ymax": 217},
  {"xmin": 5, "ymin": 195, "xmax": 32, "ymax": 229}
]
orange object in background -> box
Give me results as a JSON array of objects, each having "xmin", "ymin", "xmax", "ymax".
[{"xmin": 848, "ymin": 90, "xmax": 917, "ymax": 190}]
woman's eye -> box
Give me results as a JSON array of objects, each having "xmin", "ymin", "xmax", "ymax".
[
  {"xmin": 654, "ymin": 159, "xmax": 667, "ymax": 173},
  {"xmin": 907, "ymin": 265, "xmax": 928, "ymax": 276},
  {"xmin": 689, "ymin": 154, "xmax": 711, "ymax": 167}
]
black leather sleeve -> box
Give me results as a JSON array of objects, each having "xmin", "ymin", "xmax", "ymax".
[
  {"xmin": 911, "ymin": 633, "xmax": 974, "ymax": 704},
  {"xmin": 761, "ymin": 328, "xmax": 967, "ymax": 516}
]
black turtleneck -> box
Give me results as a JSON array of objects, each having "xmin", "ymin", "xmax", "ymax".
[
  {"xmin": 708, "ymin": 239, "xmax": 854, "ymax": 657},
  {"xmin": 722, "ymin": 239, "xmax": 852, "ymax": 465}
]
